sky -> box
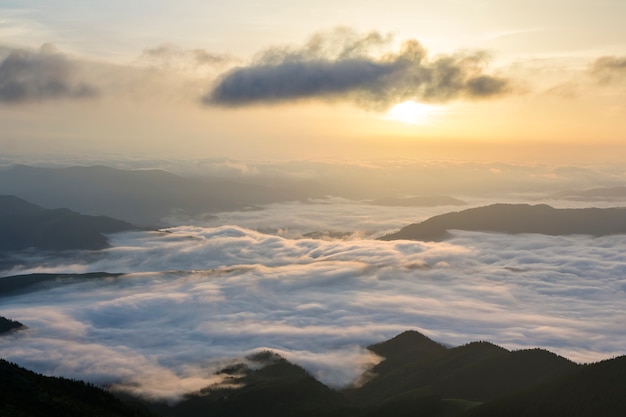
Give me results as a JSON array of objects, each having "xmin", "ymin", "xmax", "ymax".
[
  {"xmin": 2, "ymin": 2, "xmax": 626, "ymax": 402},
  {"xmin": 1, "ymin": 0, "xmax": 625, "ymax": 163}
]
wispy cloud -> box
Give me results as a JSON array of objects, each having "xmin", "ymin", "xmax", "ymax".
[
  {"xmin": 0, "ymin": 43, "xmax": 98, "ymax": 103},
  {"xmin": 139, "ymin": 44, "xmax": 236, "ymax": 73},
  {"xmin": 204, "ymin": 28, "xmax": 512, "ymax": 109},
  {"xmin": 590, "ymin": 55, "xmax": 626, "ymax": 84}
]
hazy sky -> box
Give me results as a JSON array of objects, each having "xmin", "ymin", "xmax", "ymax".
[{"xmin": 1, "ymin": 0, "xmax": 625, "ymax": 162}]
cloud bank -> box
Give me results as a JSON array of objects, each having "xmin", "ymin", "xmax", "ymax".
[
  {"xmin": 204, "ymin": 28, "xmax": 511, "ymax": 109},
  {"xmin": 0, "ymin": 44, "xmax": 98, "ymax": 103},
  {"xmin": 2, "ymin": 223, "xmax": 625, "ymax": 401}
]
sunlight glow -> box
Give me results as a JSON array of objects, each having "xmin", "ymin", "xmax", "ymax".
[{"xmin": 385, "ymin": 101, "xmax": 439, "ymax": 125}]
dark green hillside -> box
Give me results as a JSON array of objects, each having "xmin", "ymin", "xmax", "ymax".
[
  {"xmin": 2, "ymin": 330, "xmax": 621, "ymax": 417},
  {"xmin": 350, "ymin": 332, "xmax": 579, "ymax": 405},
  {"xmin": 0, "ymin": 195, "xmax": 138, "ymax": 251},
  {"xmin": 380, "ymin": 203, "xmax": 626, "ymax": 241},
  {"xmin": 0, "ymin": 315, "xmax": 25, "ymax": 334},
  {"xmin": 438, "ymin": 346, "xmax": 578, "ymax": 401},
  {"xmin": 351, "ymin": 330, "xmax": 449, "ymax": 401},
  {"xmin": 146, "ymin": 331, "xmax": 594, "ymax": 417},
  {"xmin": 151, "ymin": 351, "xmax": 348, "ymax": 417},
  {"xmin": 0, "ymin": 359, "xmax": 154, "ymax": 417},
  {"xmin": 463, "ymin": 355, "xmax": 626, "ymax": 417},
  {"xmin": 369, "ymin": 330, "xmax": 449, "ymax": 360},
  {"xmin": 0, "ymin": 272, "xmax": 123, "ymax": 297}
]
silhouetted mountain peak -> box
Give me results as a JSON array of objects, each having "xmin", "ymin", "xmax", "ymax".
[
  {"xmin": 240, "ymin": 351, "xmax": 312, "ymax": 382},
  {"xmin": 154, "ymin": 351, "xmax": 344, "ymax": 417},
  {"xmin": 351, "ymin": 330, "xmax": 583, "ymax": 405},
  {"xmin": 3, "ymin": 330, "xmax": 623, "ymax": 417},
  {"xmin": 369, "ymin": 330, "xmax": 447, "ymax": 359},
  {"xmin": 451, "ymin": 341, "xmax": 509, "ymax": 356},
  {"xmin": 246, "ymin": 350, "xmax": 284, "ymax": 365},
  {"xmin": 0, "ymin": 315, "xmax": 25, "ymax": 334}
]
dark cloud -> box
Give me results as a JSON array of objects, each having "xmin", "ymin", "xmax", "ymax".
[
  {"xmin": 0, "ymin": 43, "xmax": 98, "ymax": 104},
  {"xmin": 466, "ymin": 75, "xmax": 510, "ymax": 97},
  {"xmin": 590, "ymin": 56, "xmax": 626, "ymax": 84},
  {"xmin": 203, "ymin": 28, "xmax": 511, "ymax": 109}
]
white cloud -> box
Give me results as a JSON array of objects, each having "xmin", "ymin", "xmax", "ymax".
[{"xmin": 1, "ymin": 222, "xmax": 625, "ymax": 400}]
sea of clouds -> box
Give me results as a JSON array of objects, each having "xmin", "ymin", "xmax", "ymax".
[{"xmin": 1, "ymin": 201, "xmax": 626, "ymax": 401}]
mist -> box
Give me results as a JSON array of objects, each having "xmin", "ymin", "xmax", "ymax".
[{"xmin": 2, "ymin": 208, "xmax": 625, "ymax": 400}]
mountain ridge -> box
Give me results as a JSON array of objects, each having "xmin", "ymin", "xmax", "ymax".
[
  {"xmin": 0, "ymin": 164, "xmax": 472, "ymax": 226},
  {"xmin": 380, "ymin": 203, "xmax": 626, "ymax": 241},
  {"xmin": 0, "ymin": 195, "xmax": 138, "ymax": 252},
  {"xmin": 0, "ymin": 164, "xmax": 304, "ymax": 226},
  {"xmin": 2, "ymin": 329, "xmax": 623, "ymax": 417},
  {"xmin": 0, "ymin": 358, "xmax": 155, "ymax": 417}
]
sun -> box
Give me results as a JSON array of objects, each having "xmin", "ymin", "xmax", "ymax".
[{"xmin": 385, "ymin": 100, "xmax": 438, "ymax": 125}]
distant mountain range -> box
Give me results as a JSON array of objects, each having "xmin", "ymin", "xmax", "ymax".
[
  {"xmin": 0, "ymin": 195, "xmax": 138, "ymax": 252},
  {"xmin": 553, "ymin": 186, "xmax": 626, "ymax": 201},
  {"xmin": 0, "ymin": 272, "xmax": 123, "ymax": 297},
  {"xmin": 365, "ymin": 196, "xmax": 466, "ymax": 207},
  {"xmin": 380, "ymin": 203, "xmax": 626, "ymax": 241},
  {"xmin": 0, "ymin": 164, "xmax": 469, "ymax": 226},
  {"xmin": 0, "ymin": 164, "xmax": 315, "ymax": 226},
  {"xmin": 2, "ymin": 329, "xmax": 623, "ymax": 417}
]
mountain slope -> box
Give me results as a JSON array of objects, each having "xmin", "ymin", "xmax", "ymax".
[
  {"xmin": 463, "ymin": 355, "xmax": 626, "ymax": 417},
  {"xmin": 0, "ymin": 359, "xmax": 154, "ymax": 417},
  {"xmin": 380, "ymin": 203, "xmax": 626, "ymax": 241},
  {"xmin": 2, "ymin": 330, "xmax": 622, "ymax": 417},
  {"xmin": 149, "ymin": 351, "xmax": 348, "ymax": 417},
  {"xmin": 0, "ymin": 315, "xmax": 25, "ymax": 334},
  {"xmin": 0, "ymin": 195, "xmax": 137, "ymax": 251},
  {"xmin": 349, "ymin": 331, "xmax": 579, "ymax": 404}
]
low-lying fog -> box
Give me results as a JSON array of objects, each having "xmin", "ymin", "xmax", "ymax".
[{"xmin": 1, "ymin": 199, "xmax": 625, "ymax": 401}]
